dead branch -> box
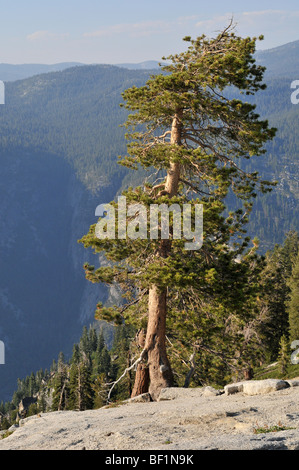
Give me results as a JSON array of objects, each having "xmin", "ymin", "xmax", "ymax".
[
  {"xmin": 119, "ymin": 289, "xmax": 148, "ymax": 315},
  {"xmin": 106, "ymin": 348, "xmax": 147, "ymax": 403}
]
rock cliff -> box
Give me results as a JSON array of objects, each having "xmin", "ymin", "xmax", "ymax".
[
  {"xmin": 0, "ymin": 149, "xmax": 111, "ymax": 401},
  {"xmin": 1, "ymin": 379, "xmax": 299, "ymax": 450}
]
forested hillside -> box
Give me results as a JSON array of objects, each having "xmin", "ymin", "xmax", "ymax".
[
  {"xmin": 0, "ymin": 63, "xmax": 84, "ymax": 82},
  {"xmin": 234, "ymin": 75, "xmax": 299, "ymax": 249},
  {"xmin": 0, "ymin": 65, "xmax": 154, "ymax": 193},
  {"xmin": 0, "ymin": 65, "xmax": 153, "ymax": 402},
  {"xmin": 1, "ymin": 58, "xmax": 297, "ymax": 248}
]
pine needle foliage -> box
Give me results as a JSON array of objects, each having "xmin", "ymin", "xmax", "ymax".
[{"xmin": 79, "ymin": 23, "xmax": 277, "ymax": 392}]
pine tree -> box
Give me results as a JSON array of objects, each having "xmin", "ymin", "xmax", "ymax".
[
  {"xmin": 97, "ymin": 330, "xmax": 105, "ymax": 352},
  {"xmin": 79, "ymin": 23, "xmax": 276, "ymax": 399},
  {"xmin": 109, "ymin": 325, "xmax": 135, "ymax": 400},
  {"xmin": 51, "ymin": 360, "xmax": 69, "ymax": 411},
  {"xmin": 91, "ymin": 334, "xmax": 104, "ymax": 381},
  {"xmin": 258, "ymin": 231, "xmax": 299, "ymax": 359},
  {"xmin": 71, "ymin": 343, "xmax": 80, "ymax": 365},
  {"xmin": 68, "ymin": 339, "xmax": 94, "ymax": 411},
  {"xmin": 79, "ymin": 326, "xmax": 91, "ymax": 360},
  {"xmin": 288, "ymin": 251, "xmax": 299, "ymax": 343},
  {"xmin": 92, "ymin": 375, "xmax": 107, "ymax": 409},
  {"xmin": 68, "ymin": 360, "xmax": 93, "ymax": 411},
  {"xmin": 99, "ymin": 347, "xmax": 111, "ymax": 379},
  {"xmin": 165, "ymin": 247, "xmax": 266, "ymax": 386},
  {"xmin": 89, "ymin": 327, "xmax": 98, "ymax": 353}
]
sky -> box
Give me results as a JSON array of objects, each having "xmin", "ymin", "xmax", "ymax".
[{"xmin": 1, "ymin": 0, "xmax": 299, "ymax": 64}]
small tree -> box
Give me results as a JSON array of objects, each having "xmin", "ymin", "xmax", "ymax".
[
  {"xmin": 68, "ymin": 341, "xmax": 94, "ymax": 411},
  {"xmin": 288, "ymin": 251, "xmax": 299, "ymax": 342},
  {"xmin": 51, "ymin": 354, "xmax": 69, "ymax": 411},
  {"xmin": 80, "ymin": 23, "xmax": 276, "ymax": 399},
  {"xmin": 258, "ymin": 231, "xmax": 299, "ymax": 359}
]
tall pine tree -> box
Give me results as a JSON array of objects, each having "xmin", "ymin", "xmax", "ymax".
[{"xmin": 80, "ymin": 23, "xmax": 276, "ymax": 399}]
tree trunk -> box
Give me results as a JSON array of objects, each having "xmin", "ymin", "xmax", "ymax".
[
  {"xmin": 143, "ymin": 111, "xmax": 182, "ymax": 400},
  {"xmin": 131, "ymin": 363, "xmax": 150, "ymax": 397},
  {"xmin": 184, "ymin": 350, "xmax": 196, "ymax": 388},
  {"xmin": 131, "ymin": 329, "xmax": 150, "ymax": 397},
  {"xmin": 145, "ymin": 285, "xmax": 173, "ymax": 400}
]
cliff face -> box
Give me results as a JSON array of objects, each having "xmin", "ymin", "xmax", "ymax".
[
  {"xmin": 0, "ymin": 65, "xmax": 153, "ymax": 402},
  {"xmin": 0, "ymin": 148, "xmax": 110, "ymax": 401}
]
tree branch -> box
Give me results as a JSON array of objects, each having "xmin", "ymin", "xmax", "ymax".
[{"xmin": 106, "ymin": 348, "xmax": 147, "ymax": 403}]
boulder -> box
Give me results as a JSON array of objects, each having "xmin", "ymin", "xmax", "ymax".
[
  {"xmin": 242, "ymin": 379, "xmax": 290, "ymax": 395},
  {"xmin": 224, "ymin": 382, "xmax": 245, "ymax": 395},
  {"xmin": 225, "ymin": 379, "xmax": 290, "ymax": 396},
  {"xmin": 158, "ymin": 386, "xmax": 221, "ymax": 401},
  {"xmin": 202, "ymin": 386, "xmax": 222, "ymax": 397},
  {"xmin": 286, "ymin": 379, "xmax": 299, "ymax": 387},
  {"xmin": 127, "ymin": 393, "xmax": 151, "ymax": 403},
  {"xmin": 158, "ymin": 387, "xmax": 198, "ymax": 401},
  {"xmin": 8, "ymin": 424, "xmax": 19, "ymax": 432}
]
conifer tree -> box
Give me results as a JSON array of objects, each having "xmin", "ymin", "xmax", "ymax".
[
  {"xmin": 80, "ymin": 23, "xmax": 276, "ymax": 399},
  {"xmin": 97, "ymin": 330, "xmax": 105, "ymax": 352},
  {"xmin": 68, "ymin": 343, "xmax": 94, "ymax": 411},
  {"xmin": 258, "ymin": 231, "xmax": 299, "ymax": 359},
  {"xmin": 109, "ymin": 325, "xmax": 135, "ymax": 399},
  {"xmin": 99, "ymin": 346, "xmax": 111, "ymax": 379},
  {"xmin": 165, "ymin": 245, "xmax": 266, "ymax": 386},
  {"xmin": 89, "ymin": 327, "xmax": 98, "ymax": 352},
  {"xmin": 79, "ymin": 326, "xmax": 91, "ymax": 360},
  {"xmin": 52, "ymin": 353, "xmax": 69, "ymax": 411},
  {"xmin": 69, "ymin": 360, "xmax": 93, "ymax": 411},
  {"xmin": 92, "ymin": 375, "xmax": 107, "ymax": 408},
  {"xmin": 288, "ymin": 251, "xmax": 299, "ymax": 343}
]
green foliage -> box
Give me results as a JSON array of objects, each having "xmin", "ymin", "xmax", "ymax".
[
  {"xmin": 254, "ymin": 362, "xmax": 299, "ymax": 381},
  {"xmin": 287, "ymin": 251, "xmax": 299, "ymax": 342},
  {"xmin": 0, "ymin": 65, "xmax": 152, "ymax": 194},
  {"xmin": 277, "ymin": 335, "xmax": 291, "ymax": 376},
  {"xmin": 68, "ymin": 360, "xmax": 93, "ymax": 411},
  {"xmin": 109, "ymin": 324, "xmax": 136, "ymax": 400},
  {"xmin": 79, "ymin": 26, "xmax": 278, "ymax": 389},
  {"xmin": 253, "ymin": 422, "xmax": 294, "ymax": 434},
  {"xmin": 256, "ymin": 231, "xmax": 299, "ymax": 359},
  {"xmin": 0, "ymin": 324, "xmax": 135, "ymax": 429},
  {"xmin": 51, "ymin": 351, "xmax": 69, "ymax": 411}
]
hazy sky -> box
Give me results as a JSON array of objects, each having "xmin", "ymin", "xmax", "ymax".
[{"xmin": 2, "ymin": 0, "xmax": 299, "ymax": 64}]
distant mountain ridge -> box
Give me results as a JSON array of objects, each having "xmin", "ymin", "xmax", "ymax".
[
  {"xmin": 1, "ymin": 38, "xmax": 299, "ymax": 82},
  {"xmin": 0, "ymin": 60, "xmax": 163, "ymax": 82},
  {"xmin": 0, "ymin": 63, "xmax": 84, "ymax": 82},
  {"xmin": 256, "ymin": 40, "xmax": 299, "ymax": 77},
  {"xmin": 116, "ymin": 60, "xmax": 164, "ymax": 69}
]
